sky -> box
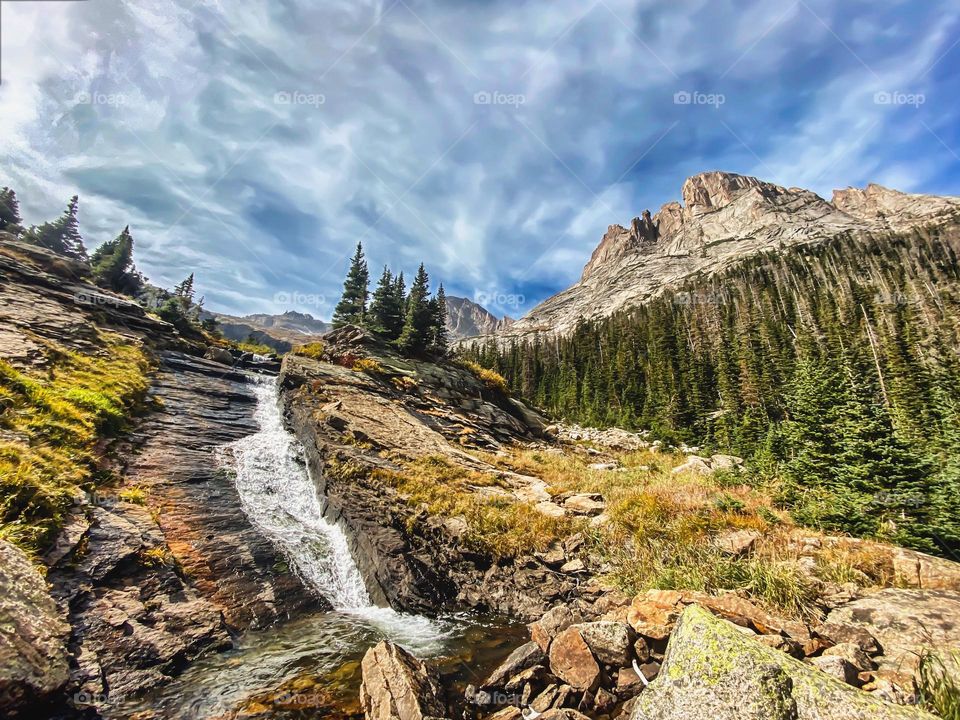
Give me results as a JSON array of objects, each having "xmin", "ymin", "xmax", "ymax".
[{"xmin": 1, "ymin": 0, "xmax": 958, "ymax": 319}]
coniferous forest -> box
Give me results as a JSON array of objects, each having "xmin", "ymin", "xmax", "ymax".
[{"xmin": 463, "ymin": 224, "xmax": 960, "ymax": 555}]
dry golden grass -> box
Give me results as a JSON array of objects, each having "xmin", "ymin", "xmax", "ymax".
[{"xmin": 373, "ymin": 455, "xmax": 578, "ymax": 558}]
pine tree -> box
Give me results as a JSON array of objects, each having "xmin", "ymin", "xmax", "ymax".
[
  {"xmin": 332, "ymin": 242, "xmax": 369, "ymax": 328},
  {"xmin": 368, "ymin": 266, "xmax": 395, "ymax": 336},
  {"xmin": 430, "ymin": 283, "xmax": 449, "ymax": 355},
  {"xmin": 398, "ymin": 264, "xmax": 432, "ymax": 355},
  {"xmin": 23, "ymin": 195, "xmax": 87, "ymax": 259},
  {"xmin": 90, "ymin": 226, "xmax": 139, "ymax": 293},
  {"xmin": 0, "ymin": 187, "xmax": 22, "ymax": 233},
  {"xmin": 173, "ymin": 272, "xmax": 195, "ymax": 307},
  {"xmin": 392, "ymin": 271, "xmax": 407, "ymax": 333}
]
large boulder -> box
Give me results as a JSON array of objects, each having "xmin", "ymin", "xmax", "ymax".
[
  {"xmin": 630, "ymin": 604, "xmax": 935, "ymax": 720},
  {"xmin": 826, "ymin": 588, "xmax": 960, "ymax": 677},
  {"xmin": 548, "ymin": 627, "xmax": 601, "ymax": 691},
  {"xmin": 359, "ymin": 641, "xmax": 448, "ymax": 720},
  {"xmin": 575, "ymin": 621, "xmax": 634, "ymax": 667},
  {"xmin": 0, "ymin": 540, "xmax": 70, "ymax": 715}
]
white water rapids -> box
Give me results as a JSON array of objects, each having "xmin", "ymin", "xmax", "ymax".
[{"xmin": 222, "ymin": 375, "xmax": 448, "ymax": 652}]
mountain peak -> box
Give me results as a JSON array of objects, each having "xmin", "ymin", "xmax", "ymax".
[{"xmin": 680, "ymin": 171, "xmax": 783, "ymax": 212}]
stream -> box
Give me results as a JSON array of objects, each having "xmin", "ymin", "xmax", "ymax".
[{"xmin": 110, "ymin": 375, "xmax": 522, "ymax": 719}]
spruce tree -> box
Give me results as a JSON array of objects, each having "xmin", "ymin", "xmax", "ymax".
[
  {"xmin": 173, "ymin": 273, "xmax": 195, "ymax": 306},
  {"xmin": 90, "ymin": 226, "xmax": 138, "ymax": 293},
  {"xmin": 430, "ymin": 283, "xmax": 449, "ymax": 355},
  {"xmin": 23, "ymin": 195, "xmax": 87, "ymax": 259},
  {"xmin": 0, "ymin": 187, "xmax": 22, "ymax": 233},
  {"xmin": 398, "ymin": 264, "xmax": 432, "ymax": 355},
  {"xmin": 332, "ymin": 242, "xmax": 369, "ymax": 328},
  {"xmin": 368, "ymin": 266, "xmax": 395, "ymax": 336}
]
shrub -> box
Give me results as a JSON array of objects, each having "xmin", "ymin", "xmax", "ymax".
[
  {"xmin": 352, "ymin": 358, "xmax": 386, "ymax": 375},
  {"xmin": 235, "ymin": 340, "xmax": 274, "ymax": 356},
  {"xmin": 293, "ymin": 342, "xmax": 325, "ymax": 360},
  {"xmin": 456, "ymin": 359, "xmax": 509, "ymax": 394}
]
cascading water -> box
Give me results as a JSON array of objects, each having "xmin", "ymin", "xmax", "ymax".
[
  {"xmin": 110, "ymin": 374, "xmax": 524, "ymax": 719},
  {"xmin": 223, "ymin": 375, "xmax": 446, "ymax": 650}
]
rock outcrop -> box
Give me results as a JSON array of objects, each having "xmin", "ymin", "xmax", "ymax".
[
  {"xmin": 0, "ymin": 540, "xmax": 70, "ymax": 716},
  {"xmin": 444, "ymin": 295, "xmax": 513, "ymax": 339},
  {"xmin": 476, "ymin": 172, "xmax": 960, "ymax": 340},
  {"xmin": 359, "ymin": 641, "xmax": 448, "ymax": 720},
  {"xmin": 630, "ymin": 604, "xmax": 934, "ymax": 720},
  {"xmin": 280, "ymin": 326, "xmax": 586, "ymax": 619}
]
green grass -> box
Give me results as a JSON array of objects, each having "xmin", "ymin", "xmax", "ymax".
[
  {"xmin": 0, "ymin": 333, "xmax": 152, "ymax": 554},
  {"xmin": 919, "ymin": 651, "xmax": 960, "ymax": 720}
]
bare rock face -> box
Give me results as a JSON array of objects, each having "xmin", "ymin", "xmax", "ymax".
[
  {"xmin": 0, "ymin": 540, "xmax": 70, "ymax": 716},
  {"xmin": 548, "ymin": 627, "xmax": 600, "ymax": 691},
  {"xmin": 826, "ymin": 589, "xmax": 960, "ymax": 679},
  {"xmin": 444, "ymin": 295, "xmax": 510, "ymax": 339},
  {"xmin": 630, "ymin": 604, "xmax": 936, "ymax": 720},
  {"xmin": 475, "ymin": 171, "xmax": 960, "ymax": 341},
  {"xmin": 359, "ymin": 641, "xmax": 448, "ymax": 720}
]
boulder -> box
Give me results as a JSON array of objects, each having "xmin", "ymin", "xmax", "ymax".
[
  {"xmin": 575, "ymin": 621, "xmax": 634, "ymax": 667},
  {"xmin": 822, "ymin": 642, "xmax": 874, "ymax": 675},
  {"xmin": 629, "ymin": 604, "xmax": 935, "ymax": 720},
  {"xmin": 709, "ymin": 454, "xmax": 743, "ymax": 470},
  {"xmin": 826, "ymin": 589, "xmax": 960, "ymax": 677},
  {"xmin": 529, "ymin": 605, "xmax": 581, "ymax": 652},
  {"xmin": 203, "ymin": 346, "xmax": 235, "ymax": 365},
  {"xmin": 0, "ymin": 540, "xmax": 70, "ymax": 715},
  {"xmin": 482, "ymin": 641, "xmax": 545, "ymax": 689},
  {"xmin": 563, "ymin": 495, "xmax": 606, "ymax": 515},
  {"xmin": 548, "ymin": 627, "xmax": 601, "ymax": 691},
  {"xmin": 807, "ymin": 655, "xmax": 858, "ymax": 685},
  {"xmin": 670, "ymin": 455, "xmax": 712, "ymax": 475},
  {"xmin": 712, "ymin": 529, "xmax": 760, "ymax": 557},
  {"xmin": 359, "ymin": 641, "xmax": 448, "ymax": 720}
]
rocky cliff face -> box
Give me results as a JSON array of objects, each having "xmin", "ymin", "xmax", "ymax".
[
  {"xmin": 494, "ymin": 171, "xmax": 960, "ymax": 339},
  {"xmin": 0, "ymin": 238, "xmax": 319, "ymax": 716}
]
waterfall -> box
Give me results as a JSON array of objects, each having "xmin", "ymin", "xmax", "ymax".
[{"xmin": 222, "ymin": 376, "xmax": 448, "ymax": 650}]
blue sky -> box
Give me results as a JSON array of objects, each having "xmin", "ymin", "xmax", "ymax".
[{"xmin": 1, "ymin": 0, "xmax": 958, "ymax": 319}]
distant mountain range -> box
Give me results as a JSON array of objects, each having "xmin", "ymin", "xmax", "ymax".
[
  {"xmin": 209, "ymin": 296, "xmax": 506, "ymax": 352},
  {"xmin": 480, "ymin": 170, "xmax": 960, "ymax": 340}
]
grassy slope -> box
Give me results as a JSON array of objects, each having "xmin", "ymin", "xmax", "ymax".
[{"xmin": 0, "ymin": 331, "xmax": 153, "ymax": 554}]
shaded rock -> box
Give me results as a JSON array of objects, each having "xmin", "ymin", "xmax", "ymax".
[
  {"xmin": 576, "ymin": 621, "xmax": 634, "ymax": 666},
  {"xmin": 549, "ymin": 627, "xmax": 601, "ymax": 691},
  {"xmin": 808, "ymin": 655, "xmax": 860, "ymax": 686},
  {"xmin": 482, "ymin": 641, "xmax": 545, "ymax": 689},
  {"xmin": 630, "ymin": 604, "xmax": 935, "ymax": 720},
  {"xmin": 814, "ymin": 622, "xmax": 882, "ymax": 656},
  {"xmin": 359, "ymin": 641, "xmax": 448, "ymax": 720},
  {"xmin": 822, "ymin": 642, "xmax": 874, "ymax": 675},
  {"xmin": 615, "ymin": 667, "xmax": 645, "ymax": 697},
  {"xmin": 530, "ymin": 605, "xmax": 581, "ymax": 653},
  {"xmin": 0, "ymin": 540, "xmax": 70, "ymax": 715}
]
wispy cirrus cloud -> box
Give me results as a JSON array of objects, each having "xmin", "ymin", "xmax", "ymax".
[{"xmin": 1, "ymin": 0, "xmax": 958, "ymax": 318}]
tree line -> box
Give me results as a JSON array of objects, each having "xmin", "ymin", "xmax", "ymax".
[
  {"xmin": 0, "ymin": 186, "xmax": 211, "ymax": 336},
  {"xmin": 462, "ymin": 225, "xmax": 960, "ymax": 556},
  {"xmin": 332, "ymin": 241, "xmax": 448, "ymax": 356}
]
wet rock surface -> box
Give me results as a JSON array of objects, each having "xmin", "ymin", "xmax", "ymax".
[
  {"xmin": 280, "ymin": 326, "xmax": 585, "ymax": 619},
  {"xmin": 46, "ymin": 353, "xmax": 322, "ymax": 710}
]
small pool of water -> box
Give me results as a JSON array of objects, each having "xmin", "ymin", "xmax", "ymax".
[{"xmin": 110, "ymin": 610, "xmax": 524, "ymax": 719}]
